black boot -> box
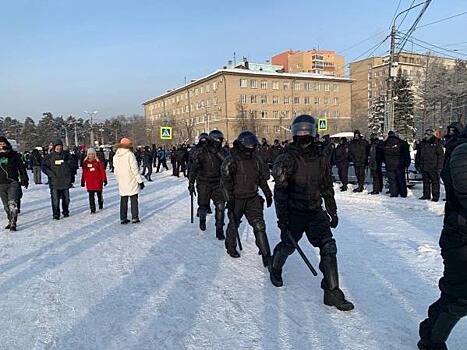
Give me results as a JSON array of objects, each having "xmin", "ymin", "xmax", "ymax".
[
  {"xmin": 323, "ymin": 289, "xmax": 354, "ymax": 311},
  {"xmin": 227, "ymin": 249, "xmax": 240, "ymax": 258},
  {"xmin": 216, "ymin": 228, "xmax": 225, "ymax": 240},
  {"xmin": 270, "ymin": 243, "xmax": 292, "ymax": 287},
  {"xmin": 270, "ymin": 267, "xmax": 283, "ymax": 287},
  {"xmin": 262, "ymin": 254, "xmax": 271, "ymax": 269},
  {"xmin": 198, "ymin": 208, "xmax": 207, "ymax": 231}
]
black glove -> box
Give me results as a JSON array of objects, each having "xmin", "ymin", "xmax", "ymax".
[
  {"xmin": 81, "ymin": 180, "xmax": 85, "ymax": 187},
  {"xmin": 103, "ymin": 180, "xmax": 108, "ymax": 186},
  {"xmin": 226, "ymin": 200, "xmax": 235, "ymax": 211},
  {"xmin": 22, "ymin": 179, "xmax": 29, "ymax": 189},
  {"xmin": 266, "ymin": 196, "xmax": 273, "ymax": 208},
  {"xmin": 329, "ymin": 213, "xmax": 339, "ymax": 229},
  {"xmin": 277, "ymin": 217, "xmax": 289, "ymax": 231},
  {"xmin": 188, "ymin": 182, "xmax": 196, "ymax": 196},
  {"xmin": 140, "ymin": 182, "xmax": 145, "ymax": 190}
]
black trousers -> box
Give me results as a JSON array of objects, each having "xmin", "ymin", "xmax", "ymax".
[
  {"xmin": 156, "ymin": 159, "xmax": 169, "ymax": 172},
  {"xmin": 272, "ymin": 209, "xmax": 339, "ymax": 291},
  {"xmin": 225, "ymin": 195, "xmax": 270, "ymax": 256},
  {"xmin": 422, "ymin": 171, "xmax": 441, "ymax": 200},
  {"xmin": 371, "ymin": 167, "xmax": 383, "ymax": 192},
  {"xmin": 197, "ymin": 181, "xmax": 225, "ymax": 229},
  {"xmin": 337, "ymin": 164, "xmax": 349, "ymax": 186},
  {"xmin": 419, "ymin": 244, "xmax": 467, "ymax": 345},
  {"xmin": 143, "ymin": 163, "xmax": 153, "ymax": 179},
  {"xmin": 120, "ymin": 194, "xmax": 139, "ymax": 221},
  {"xmin": 0, "ymin": 182, "xmax": 18, "ymax": 222},
  {"xmin": 88, "ymin": 191, "xmax": 103, "ymax": 212},
  {"xmin": 51, "ymin": 188, "xmax": 70, "ymax": 218},
  {"xmin": 354, "ymin": 165, "xmax": 366, "ymax": 187},
  {"xmin": 171, "ymin": 162, "xmax": 178, "ymax": 176},
  {"xmin": 177, "ymin": 162, "xmax": 187, "ymax": 177},
  {"xmin": 387, "ymin": 168, "xmax": 407, "ymax": 197}
]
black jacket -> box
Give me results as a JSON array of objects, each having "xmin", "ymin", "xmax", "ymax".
[
  {"xmin": 221, "ymin": 146, "xmax": 271, "ymax": 200},
  {"xmin": 270, "ymin": 144, "xmax": 283, "ymax": 164},
  {"xmin": 272, "ymin": 143, "xmax": 337, "ymax": 221},
  {"xmin": 257, "ymin": 144, "xmax": 271, "ymax": 165},
  {"xmin": 42, "ymin": 151, "xmax": 76, "ymax": 190},
  {"xmin": 334, "ymin": 142, "xmax": 350, "ymax": 166},
  {"xmin": 369, "ymin": 139, "xmax": 384, "ymax": 170},
  {"xmin": 189, "ymin": 144, "xmax": 229, "ymax": 184},
  {"xmin": 415, "ymin": 137, "xmax": 444, "ymax": 172},
  {"xmin": 349, "ymin": 138, "xmax": 369, "ymax": 166},
  {"xmin": 0, "ymin": 150, "xmax": 28, "ymax": 185},
  {"xmin": 384, "ymin": 135, "xmax": 410, "ymax": 171},
  {"xmin": 30, "ymin": 149, "xmax": 43, "ymax": 167}
]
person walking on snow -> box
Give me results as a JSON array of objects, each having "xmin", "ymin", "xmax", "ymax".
[
  {"xmin": 113, "ymin": 138, "xmax": 145, "ymax": 224},
  {"xmin": 0, "ymin": 137, "xmax": 29, "ymax": 231},
  {"xmin": 81, "ymin": 148, "xmax": 107, "ymax": 214}
]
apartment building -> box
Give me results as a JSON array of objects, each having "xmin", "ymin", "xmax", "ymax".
[
  {"xmin": 143, "ymin": 67, "xmax": 352, "ymax": 143},
  {"xmin": 272, "ymin": 50, "xmax": 345, "ymax": 77}
]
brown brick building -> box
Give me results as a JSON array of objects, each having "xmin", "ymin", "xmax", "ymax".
[
  {"xmin": 143, "ymin": 67, "xmax": 352, "ymax": 144},
  {"xmin": 272, "ymin": 50, "xmax": 345, "ymax": 77}
]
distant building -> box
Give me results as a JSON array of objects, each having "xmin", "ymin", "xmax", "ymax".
[
  {"xmin": 143, "ymin": 64, "xmax": 352, "ymax": 143},
  {"xmin": 272, "ymin": 50, "xmax": 345, "ymax": 77},
  {"xmin": 349, "ymin": 52, "xmax": 458, "ymax": 133}
]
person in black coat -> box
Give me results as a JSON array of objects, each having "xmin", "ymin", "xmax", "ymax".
[
  {"xmin": 348, "ymin": 130, "xmax": 369, "ymax": 192},
  {"xmin": 415, "ymin": 129, "xmax": 445, "ymax": 202},
  {"xmin": 368, "ymin": 134, "xmax": 385, "ymax": 195},
  {"xmin": 321, "ymin": 134, "xmax": 335, "ymax": 169},
  {"xmin": 269, "ymin": 139, "xmax": 283, "ymax": 168},
  {"xmin": 0, "ymin": 137, "xmax": 29, "ymax": 231},
  {"xmin": 176, "ymin": 145, "xmax": 188, "ymax": 177},
  {"xmin": 418, "ymin": 126, "xmax": 467, "ymax": 350},
  {"xmin": 334, "ymin": 137, "xmax": 350, "ymax": 191},
  {"xmin": 30, "ymin": 149, "xmax": 43, "ymax": 184},
  {"xmin": 141, "ymin": 146, "xmax": 154, "ymax": 181},
  {"xmin": 270, "ymin": 115, "xmax": 354, "ymax": 311},
  {"xmin": 42, "ymin": 140, "xmax": 77, "ymax": 219},
  {"xmin": 221, "ymin": 131, "xmax": 272, "ymax": 266},
  {"xmin": 383, "ymin": 131, "xmax": 411, "ymax": 198}
]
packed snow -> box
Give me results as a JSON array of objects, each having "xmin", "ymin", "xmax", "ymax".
[{"xmin": 0, "ymin": 169, "xmax": 465, "ymax": 350}]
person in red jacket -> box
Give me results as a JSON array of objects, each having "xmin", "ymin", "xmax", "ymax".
[{"xmin": 81, "ymin": 148, "xmax": 107, "ymax": 214}]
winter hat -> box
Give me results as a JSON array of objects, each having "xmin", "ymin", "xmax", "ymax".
[
  {"xmin": 0, "ymin": 136, "xmax": 11, "ymax": 149},
  {"xmin": 388, "ymin": 131, "xmax": 396, "ymax": 137},
  {"xmin": 54, "ymin": 139, "xmax": 64, "ymax": 147},
  {"xmin": 87, "ymin": 148, "xmax": 97, "ymax": 155},
  {"xmin": 354, "ymin": 130, "xmax": 361, "ymax": 136},
  {"xmin": 120, "ymin": 137, "xmax": 132, "ymax": 145}
]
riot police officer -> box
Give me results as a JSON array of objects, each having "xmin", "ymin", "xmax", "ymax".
[
  {"xmin": 189, "ymin": 131, "xmax": 229, "ymax": 239},
  {"xmin": 221, "ymin": 131, "xmax": 272, "ymax": 267},
  {"xmin": 418, "ymin": 125, "xmax": 467, "ymax": 349},
  {"xmin": 270, "ymin": 115, "xmax": 354, "ymax": 312}
]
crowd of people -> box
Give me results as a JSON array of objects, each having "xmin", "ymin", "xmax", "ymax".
[{"xmin": 0, "ymin": 115, "xmax": 465, "ymax": 349}]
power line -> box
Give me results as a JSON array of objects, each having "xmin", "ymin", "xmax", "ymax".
[
  {"xmin": 397, "ymin": 0, "xmax": 416, "ymax": 30},
  {"xmin": 337, "ymin": 31, "xmax": 386, "ymax": 54},
  {"xmin": 390, "ymin": 0, "xmax": 404, "ymax": 28},
  {"xmin": 399, "ymin": 32, "xmax": 467, "ymax": 57},
  {"xmin": 418, "ymin": 11, "xmax": 467, "ymax": 28},
  {"xmin": 397, "ymin": 0, "xmax": 433, "ymax": 55}
]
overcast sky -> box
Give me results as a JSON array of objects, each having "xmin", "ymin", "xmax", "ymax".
[{"xmin": 1, "ymin": 0, "xmax": 466, "ymax": 121}]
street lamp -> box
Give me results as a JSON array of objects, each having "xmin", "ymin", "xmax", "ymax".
[{"xmin": 84, "ymin": 110, "xmax": 98, "ymax": 145}]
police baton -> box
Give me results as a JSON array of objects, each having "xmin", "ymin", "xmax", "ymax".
[
  {"xmin": 286, "ymin": 230, "xmax": 318, "ymax": 276},
  {"xmin": 190, "ymin": 192, "xmax": 194, "ymax": 224}
]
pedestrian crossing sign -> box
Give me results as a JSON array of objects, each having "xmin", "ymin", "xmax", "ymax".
[
  {"xmin": 318, "ymin": 118, "xmax": 328, "ymax": 131},
  {"xmin": 160, "ymin": 126, "xmax": 172, "ymax": 140}
]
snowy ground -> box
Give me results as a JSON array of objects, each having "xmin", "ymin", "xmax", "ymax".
[{"xmin": 0, "ymin": 169, "xmax": 465, "ymax": 350}]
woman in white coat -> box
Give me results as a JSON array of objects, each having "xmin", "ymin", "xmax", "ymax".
[{"xmin": 113, "ymin": 138, "xmax": 145, "ymax": 224}]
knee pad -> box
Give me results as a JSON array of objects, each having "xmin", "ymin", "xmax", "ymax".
[
  {"xmin": 251, "ymin": 220, "xmax": 266, "ymax": 234},
  {"xmin": 320, "ymin": 239, "xmax": 337, "ymax": 257}
]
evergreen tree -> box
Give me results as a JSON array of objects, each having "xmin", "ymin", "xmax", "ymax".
[
  {"xmin": 394, "ymin": 69, "xmax": 415, "ymax": 141},
  {"xmin": 20, "ymin": 117, "xmax": 38, "ymax": 151},
  {"xmin": 368, "ymin": 96, "xmax": 385, "ymax": 136}
]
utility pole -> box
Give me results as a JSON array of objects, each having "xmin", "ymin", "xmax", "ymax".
[
  {"xmin": 386, "ymin": 24, "xmax": 398, "ymax": 133},
  {"xmin": 74, "ymin": 123, "xmax": 78, "ymax": 146},
  {"xmin": 84, "ymin": 110, "xmax": 98, "ymax": 146}
]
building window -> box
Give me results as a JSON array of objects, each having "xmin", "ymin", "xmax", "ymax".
[
  {"xmin": 324, "ymin": 83, "xmax": 330, "ymax": 92},
  {"xmin": 274, "ymin": 125, "xmax": 280, "ymax": 133},
  {"xmin": 284, "ymin": 97, "xmax": 290, "ymax": 105},
  {"xmin": 294, "ymin": 96, "xmax": 300, "ymax": 104},
  {"xmin": 304, "ymin": 97, "xmax": 310, "ymax": 105},
  {"xmin": 213, "ymin": 82, "xmax": 217, "ymax": 90},
  {"xmin": 294, "ymin": 82, "xmax": 301, "ymax": 91},
  {"xmin": 261, "ymin": 95, "xmax": 268, "ymax": 104},
  {"xmin": 240, "ymin": 79, "xmax": 248, "ymax": 88},
  {"xmin": 315, "ymin": 97, "xmax": 320, "ymax": 105},
  {"xmin": 272, "ymin": 81, "xmax": 279, "ymax": 90},
  {"xmin": 201, "ymin": 87, "xmax": 204, "ymax": 94},
  {"xmin": 272, "ymin": 96, "xmax": 279, "ymax": 104},
  {"xmin": 261, "ymin": 111, "xmax": 267, "ymax": 119},
  {"xmin": 283, "ymin": 82, "xmax": 290, "ymax": 90},
  {"xmin": 261, "ymin": 80, "xmax": 268, "ymax": 89},
  {"xmin": 195, "ymin": 88, "xmax": 199, "ymax": 96},
  {"xmin": 240, "ymin": 95, "xmax": 247, "ymax": 104},
  {"xmin": 251, "ymin": 95, "xmax": 257, "ymax": 104},
  {"xmin": 314, "ymin": 82, "xmax": 320, "ymax": 91},
  {"xmin": 304, "ymin": 82, "xmax": 311, "ymax": 91},
  {"xmin": 324, "ymin": 97, "xmax": 329, "ymax": 105},
  {"xmin": 250, "ymin": 79, "xmax": 257, "ymax": 88},
  {"xmin": 334, "ymin": 97, "xmax": 338, "ymax": 105},
  {"xmin": 213, "ymin": 97, "xmax": 218, "ymax": 106},
  {"xmin": 273, "ymin": 111, "xmax": 279, "ymax": 118},
  {"xmin": 206, "ymin": 85, "xmax": 210, "ymax": 93},
  {"xmin": 333, "ymin": 83, "xmax": 339, "ymax": 92}
]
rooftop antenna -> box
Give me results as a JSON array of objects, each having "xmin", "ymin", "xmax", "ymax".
[{"xmin": 234, "ymin": 52, "xmax": 236, "ymax": 66}]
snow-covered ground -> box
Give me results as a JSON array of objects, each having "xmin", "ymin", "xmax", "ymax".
[{"xmin": 0, "ymin": 169, "xmax": 465, "ymax": 350}]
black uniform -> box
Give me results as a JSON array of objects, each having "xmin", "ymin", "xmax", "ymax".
[
  {"xmin": 142, "ymin": 146, "xmax": 154, "ymax": 181},
  {"xmin": 369, "ymin": 137, "xmax": 384, "ymax": 194},
  {"xmin": 415, "ymin": 136, "xmax": 444, "ymax": 201},
  {"xmin": 269, "ymin": 141, "xmax": 283, "ymax": 167},
  {"xmin": 384, "ymin": 133, "xmax": 410, "ymax": 198},
  {"xmin": 334, "ymin": 138, "xmax": 350, "ymax": 191},
  {"xmin": 418, "ymin": 128, "xmax": 467, "ymax": 350},
  {"xmin": 189, "ymin": 141, "xmax": 229, "ymax": 238},
  {"xmin": 348, "ymin": 133, "xmax": 369, "ymax": 191},
  {"xmin": 176, "ymin": 146, "xmax": 188, "ymax": 177},
  {"xmin": 270, "ymin": 115, "xmax": 354, "ymax": 312},
  {"xmin": 321, "ymin": 135, "xmax": 335, "ymax": 168},
  {"xmin": 221, "ymin": 137, "xmax": 272, "ymax": 263}
]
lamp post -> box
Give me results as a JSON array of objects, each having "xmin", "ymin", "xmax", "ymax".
[{"xmin": 84, "ymin": 110, "xmax": 98, "ymax": 145}]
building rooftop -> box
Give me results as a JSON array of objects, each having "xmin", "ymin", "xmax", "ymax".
[{"xmin": 143, "ymin": 68, "xmax": 352, "ymax": 105}]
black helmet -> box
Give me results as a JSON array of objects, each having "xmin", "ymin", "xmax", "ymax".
[
  {"xmin": 291, "ymin": 115, "xmax": 317, "ymax": 138},
  {"xmin": 446, "ymin": 122, "xmax": 464, "ymax": 136},
  {"xmin": 198, "ymin": 133, "xmax": 209, "ymax": 142},
  {"xmin": 236, "ymin": 130, "xmax": 260, "ymax": 148},
  {"xmin": 209, "ymin": 130, "xmax": 224, "ymax": 142}
]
